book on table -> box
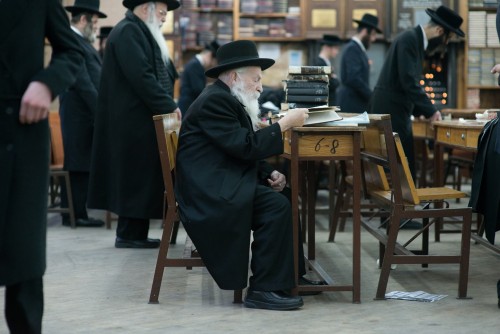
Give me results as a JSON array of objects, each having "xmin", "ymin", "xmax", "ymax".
[
  {"xmin": 288, "ymin": 65, "xmax": 331, "ymax": 75},
  {"xmin": 286, "ymin": 94, "xmax": 329, "ymax": 103},
  {"xmin": 286, "ymin": 87, "xmax": 328, "ymax": 96}
]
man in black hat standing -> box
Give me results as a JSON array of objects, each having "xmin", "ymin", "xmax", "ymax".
[
  {"xmin": 88, "ymin": 0, "xmax": 181, "ymax": 248},
  {"xmin": 175, "ymin": 40, "xmax": 315, "ymax": 310},
  {"xmin": 97, "ymin": 26, "xmax": 113, "ymax": 59},
  {"xmin": 59, "ymin": 0, "xmax": 107, "ymax": 228},
  {"xmin": 311, "ymin": 35, "xmax": 342, "ymax": 106},
  {"xmin": 369, "ymin": 6, "xmax": 464, "ymax": 180},
  {"xmin": 337, "ymin": 13, "xmax": 381, "ymax": 114},
  {"xmin": 178, "ymin": 39, "xmax": 220, "ymax": 114},
  {"xmin": 0, "ymin": 0, "xmax": 83, "ymax": 332}
]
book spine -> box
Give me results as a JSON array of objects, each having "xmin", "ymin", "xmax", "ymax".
[
  {"xmin": 288, "ymin": 66, "xmax": 331, "ymax": 74},
  {"xmin": 284, "ymin": 81, "xmax": 329, "ymax": 89},
  {"xmin": 286, "ymin": 74, "xmax": 329, "ymax": 82},
  {"xmin": 286, "ymin": 95, "xmax": 329, "ymax": 103},
  {"xmin": 286, "ymin": 88, "xmax": 328, "ymax": 96},
  {"xmin": 285, "ymin": 102, "xmax": 327, "ymax": 109}
]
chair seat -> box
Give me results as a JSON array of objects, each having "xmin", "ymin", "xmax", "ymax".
[{"xmin": 416, "ymin": 187, "xmax": 466, "ymax": 201}]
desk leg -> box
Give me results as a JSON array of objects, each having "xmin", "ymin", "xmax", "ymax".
[
  {"xmin": 307, "ymin": 161, "xmax": 316, "ymax": 260},
  {"xmin": 352, "ymin": 133, "xmax": 361, "ymax": 303},
  {"xmin": 290, "ymin": 136, "xmax": 300, "ymax": 296}
]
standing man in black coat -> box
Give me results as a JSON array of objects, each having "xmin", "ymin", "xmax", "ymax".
[
  {"xmin": 337, "ymin": 13, "xmax": 381, "ymax": 114},
  {"xmin": 88, "ymin": 0, "xmax": 181, "ymax": 248},
  {"xmin": 311, "ymin": 35, "xmax": 341, "ymax": 106},
  {"xmin": 0, "ymin": 0, "xmax": 83, "ymax": 332},
  {"xmin": 369, "ymin": 6, "xmax": 464, "ymax": 179},
  {"xmin": 59, "ymin": 0, "xmax": 107, "ymax": 228},
  {"xmin": 178, "ymin": 40, "xmax": 219, "ymax": 114}
]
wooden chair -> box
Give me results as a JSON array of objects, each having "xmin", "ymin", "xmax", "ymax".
[
  {"xmin": 149, "ymin": 113, "xmax": 242, "ymax": 304},
  {"xmin": 360, "ymin": 124, "xmax": 472, "ymax": 300},
  {"xmin": 48, "ymin": 112, "xmax": 76, "ymax": 228}
]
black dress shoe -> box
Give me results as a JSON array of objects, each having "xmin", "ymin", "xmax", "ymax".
[
  {"xmin": 244, "ymin": 289, "xmax": 303, "ymax": 311},
  {"xmin": 62, "ymin": 217, "xmax": 105, "ymax": 227},
  {"xmin": 298, "ymin": 276, "xmax": 327, "ymax": 296},
  {"xmin": 115, "ymin": 237, "xmax": 160, "ymax": 249}
]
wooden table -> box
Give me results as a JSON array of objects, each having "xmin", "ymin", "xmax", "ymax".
[
  {"xmin": 412, "ymin": 119, "xmax": 435, "ymax": 187},
  {"xmin": 282, "ymin": 125, "xmax": 365, "ymax": 303},
  {"xmin": 431, "ymin": 120, "xmax": 499, "ymax": 251}
]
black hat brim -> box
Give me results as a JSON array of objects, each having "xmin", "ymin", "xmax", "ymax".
[
  {"xmin": 65, "ymin": 6, "xmax": 107, "ymax": 18},
  {"xmin": 205, "ymin": 58, "xmax": 275, "ymax": 79},
  {"xmin": 425, "ymin": 8, "xmax": 465, "ymax": 37},
  {"xmin": 122, "ymin": 0, "xmax": 180, "ymax": 11},
  {"xmin": 353, "ymin": 19, "xmax": 382, "ymax": 33}
]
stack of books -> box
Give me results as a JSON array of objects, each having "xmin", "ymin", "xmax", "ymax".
[{"xmin": 283, "ymin": 66, "xmax": 330, "ymax": 109}]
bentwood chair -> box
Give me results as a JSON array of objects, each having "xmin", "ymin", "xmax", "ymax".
[{"xmin": 149, "ymin": 113, "xmax": 242, "ymax": 304}]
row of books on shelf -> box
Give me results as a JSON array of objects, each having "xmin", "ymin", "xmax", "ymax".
[
  {"xmin": 468, "ymin": 11, "xmax": 500, "ymax": 47},
  {"xmin": 468, "ymin": 0, "xmax": 498, "ymax": 6},
  {"xmin": 241, "ymin": 0, "xmax": 290, "ymax": 13},
  {"xmin": 468, "ymin": 48, "xmax": 500, "ymax": 86},
  {"xmin": 239, "ymin": 17, "xmax": 300, "ymax": 38},
  {"xmin": 182, "ymin": 0, "xmax": 233, "ymax": 9}
]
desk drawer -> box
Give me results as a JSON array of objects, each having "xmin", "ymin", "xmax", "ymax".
[
  {"xmin": 283, "ymin": 131, "xmax": 354, "ymax": 157},
  {"xmin": 436, "ymin": 127, "xmax": 480, "ymax": 148}
]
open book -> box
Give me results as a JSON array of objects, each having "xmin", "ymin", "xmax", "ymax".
[{"xmin": 274, "ymin": 106, "xmax": 343, "ymax": 126}]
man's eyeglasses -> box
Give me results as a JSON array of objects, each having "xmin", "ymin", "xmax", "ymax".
[{"xmin": 158, "ymin": 9, "xmax": 167, "ymax": 18}]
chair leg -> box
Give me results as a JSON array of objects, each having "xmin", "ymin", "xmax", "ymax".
[
  {"xmin": 62, "ymin": 173, "xmax": 76, "ymax": 228},
  {"xmin": 457, "ymin": 210, "xmax": 472, "ymax": 299},
  {"xmin": 233, "ymin": 289, "xmax": 243, "ymax": 304},
  {"xmin": 375, "ymin": 212, "xmax": 401, "ymax": 300},
  {"xmin": 105, "ymin": 211, "xmax": 113, "ymax": 229},
  {"xmin": 170, "ymin": 220, "xmax": 180, "ymax": 244}
]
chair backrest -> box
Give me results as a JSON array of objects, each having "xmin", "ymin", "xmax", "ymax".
[
  {"xmin": 48, "ymin": 112, "xmax": 64, "ymax": 167},
  {"xmin": 393, "ymin": 133, "xmax": 420, "ymax": 205},
  {"xmin": 153, "ymin": 114, "xmax": 181, "ymax": 209}
]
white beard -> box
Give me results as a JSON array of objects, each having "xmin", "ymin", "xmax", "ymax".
[
  {"xmin": 145, "ymin": 5, "xmax": 170, "ymax": 64},
  {"xmin": 231, "ymin": 79, "xmax": 261, "ymax": 131}
]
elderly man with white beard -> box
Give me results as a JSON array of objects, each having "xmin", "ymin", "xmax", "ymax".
[
  {"xmin": 88, "ymin": 0, "xmax": 181, "ymax": 248},
  {"xmin": 175, "ymin": 40, "xmax": 325, "ymax": 311}
]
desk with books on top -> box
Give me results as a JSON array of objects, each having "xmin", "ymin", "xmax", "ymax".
[{"xmin": 281, "ymin": 121, "xmax": 365, "ymax": 302}]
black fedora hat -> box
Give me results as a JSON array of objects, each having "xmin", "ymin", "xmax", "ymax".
[
  {"xmin": 98, "ymin": 26, "xmax": 113, "ymax": 39},
  {"xmin": 205, "ymin": 40, "xmax": 275, "ymax": 78},
  {"xmin": 65, "ymin": 0, "xmax": 107, "ymax": 18},
  {"xmin": 320, "ymin": 34, "xmax": 342, "ymax": 46},
  {"xmin": 353, "ymin": 13, "xmax": 381, "ymax": 33},
  {"xmin": 204, "ymin": 40, "xmax": 220, "ymax": 55},
  {"xmin": 122, "ymin": 0, "xmax": 180, "ymax": 11},
  {"xmin": 425, "ymin": 6, "xmax": 465, "ymax": 37}
]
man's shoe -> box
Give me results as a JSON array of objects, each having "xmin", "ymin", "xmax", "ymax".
[
  {"xmin": 298, "ymin": 276, "xmax": 327, "ymax": 296},
  {"xmin": 115, "ymin": 237, "xmax": 160, "ymax": 249},
  {"xmin": 62, "ymin": 217, "xmax": 105, "ymax": 227},
  {"xmin": 244, "ymin": 289, "xmax": 303, "ymax": 310}
]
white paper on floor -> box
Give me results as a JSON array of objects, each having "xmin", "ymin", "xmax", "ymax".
[{"xmin": 385, "ymin": 290, "xmax": 448, "ymax": 302}]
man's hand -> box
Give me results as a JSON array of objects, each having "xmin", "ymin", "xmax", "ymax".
[
  {"xmin": 19, "ymin": 81, "xmax": 52, "ymax": 124},
  {"xmin": 429, "ymin": 110, "xmax": 442, "ymax": 122},
  {"xmin": 277, "ymin": 108, "xmax": 309, "ymax": 132},
  {"xmin": 173, "ymin": 107, "xmax": 182, "ymax": 120},
  {"xmin": 268, "ymin": 170, "xmax": 286, "ymax": 192}
]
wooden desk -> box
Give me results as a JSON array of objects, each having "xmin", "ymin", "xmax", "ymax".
[
  {"xmin": 441, "ymin": 108, "xmax": 486, "ymax": 120},
  {"xmin": 282, "ymin": 125, "xmax": 365, "ymax": 303},
  {"xmin": 432, "ymin": 120, "xmax": 499, "ymax": 251},
  {"xmin": 412, "ymin": 119, "xmax": 434, "ymax": 187}
]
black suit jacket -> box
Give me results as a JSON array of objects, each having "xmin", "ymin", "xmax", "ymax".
[
  {"xmin": 369, "ymin": 26, "xmax": 436, "ymax": 177},
  {"xmin": 0, "ymin": 0, "xmax": 82, "ymax": 285},
  {"xmin": 59, "ymin": 32, "xmax": 102, "ymax": 171},
  {"xmin": 178, "ymin": 56, "xmax": 206, "ymax": 114},
  {"xmin": 337, "ymin": 39, "xmax": 372, "ymax": 113}
]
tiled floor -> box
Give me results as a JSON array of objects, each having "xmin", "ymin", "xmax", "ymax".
[{"xmin": 1, "ymin": 190, "xmax": 499, "ymax": 333}]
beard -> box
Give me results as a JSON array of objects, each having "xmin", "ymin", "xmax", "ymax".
[
  {"xmin": 361, "ymin": 34, "xmax": 371, "ymax": 50},
  {"xmin": 426, "ymin": 35, "xmax": 446, "ymax": 57},
  {"xmin": 83, "ymin": 22, "xmax": 96, "ymax": 43},
  {"xmin": 145, "ymin": 4, "xmax": 170, "ymax": 64},
  {"xmin": 231, "ymin": 79, "xmax": 262, "ymax": 131}
]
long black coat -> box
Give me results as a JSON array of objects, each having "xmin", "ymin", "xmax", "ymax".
[
  {"xmin": 311, "ymin": 56, "xmax": 339, "ymax": 106},
  {"xmin": 178, "ymin": 56, "xmax": 205, "ymax": 114},
  {"xmin": 88, "ymin": 11, "xmax": 178, "ymax": 219},
  {"xmin": 175, "ymin": 80, "xmax": 284, "ymax": 289},
  {"xmin": 0, "ymin": 0, "xmax": 82, "ymax": 285},
  {"xmin": 469, "ymin": 117, "xmax": 500, "ymax": 244},
  {"xmin": 369, "ymin": 26, "xmax": 436, "ymax": 177},
  {"xmin": 337, "ymin": 39, "xmax": 372, "ymax": 114},
  {"xmin": 59, "ymin": 32, "xmax": 102, "ymax": 171}
]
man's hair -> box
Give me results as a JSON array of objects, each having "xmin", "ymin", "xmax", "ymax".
[
  {"xmin": 70, "ymin": 12, "xmax": 93, "ymax": 25},
  {"xmin": 427, "ymin": 19, "xmax": 450, "ymax": 35},
  {"xmin": 219, "ymin": 67, "xmax": 251, "ymax": 80},
  {"xmin": 357, "ymin": 25, "xmax": 373, "ymax": 34}
]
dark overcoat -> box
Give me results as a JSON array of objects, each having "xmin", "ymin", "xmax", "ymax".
[
  {"xmin": 175, "ymin": 80, "xmax": 284, "ymax": 289},
  {"xmin": 88, "ymin": 11, "xmax": 178, "ymax": 219},
  {"xmin": 178, "ymin": 56, "xmax": 205, "ymax": 114},
  {"xmin": 337, "ymin": 40, "xmax": 372, "ymax": 114},
  {"xmin": 369, "ymin": 27, "xmax": 436, "ymax": 177},
  {"xmin": 59, "ymin": 32, "xmax": 102, "ymax": 171},
  {"xmin": 311, "ymin": 56, "xmax": 339, "ymax": 106},
  {"xmin": 469, "ymin": 116, "xmax": 500, "ymax": 244},
  {"xmin": 0, "ymin": 0, "xmax": 82, "ymax": 285}
]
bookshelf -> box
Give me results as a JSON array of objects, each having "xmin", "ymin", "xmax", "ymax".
[{"xmin": 462, "ymin": 1, "xmax": 500, "ymax": 108}]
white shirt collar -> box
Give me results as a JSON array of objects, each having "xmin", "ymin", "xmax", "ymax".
[
  {"xmin": 419, "ymin": 24, "xmax": 428, "ymax": 50},
  {"xmin": 319, "ymin": 55, "xmax": 331, "ymax": 66},
  {"xmin": 352, "ymin": 36, "xmax": 367, "ymax": 53},
  {"xmin": 70, "ymin": 25, "xmax": 83, "ymax": 37}
]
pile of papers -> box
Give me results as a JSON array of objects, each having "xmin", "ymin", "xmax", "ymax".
[{"xmin": 385, "ymin": 290, "xmax": 448, "ymax": 303}]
